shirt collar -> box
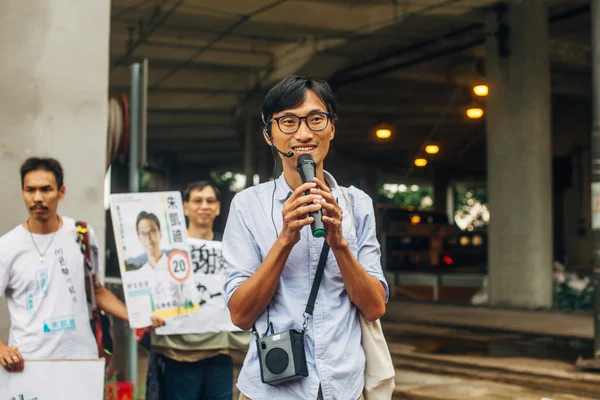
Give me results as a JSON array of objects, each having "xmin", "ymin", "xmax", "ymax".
[{"xmin": 274, "ymin": 170, "xmax": 340, "ymax": 201}]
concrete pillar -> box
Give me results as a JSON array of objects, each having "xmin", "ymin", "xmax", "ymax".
[
  {"xmin": 0, "ymin": 1, "xmax": 110, "ymax": 337},
  {"xmin": 485, "ymin": 1, "xmax": 553, "ymax": 308}
]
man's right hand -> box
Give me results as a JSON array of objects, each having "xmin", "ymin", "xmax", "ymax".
[
  {"xmin": 279, "ymin": 182, "xmax": 322, "ymax": 246},
  {"xmin": 150, "ymin": 314, "xmax": 166, "ymax": 329},
  {"xmin": 0, "ymin": 344, "xmax": 24, "ymax": 372}
]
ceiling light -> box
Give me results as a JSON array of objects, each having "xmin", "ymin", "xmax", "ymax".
[
  {"xmin": 376, "ymin": 129, "xmax": 391, "ymax": 139},
  {"xmin": 414, "ymin": 158, "xmax": 427, "ymax": 167},
  {"xmin": 425, "ymin": 145, "xmax": 439, "ymax": 154},
  {"xmin": 473, "ymin": 84, "xmax": 489, "ymax": 97},
  {"xmin": 466, "ymin": 107, "xmax": 484, "ymax": 119}
]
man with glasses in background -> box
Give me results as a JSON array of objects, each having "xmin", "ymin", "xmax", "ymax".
[{"xmin": 145, "ymin": 182, "xmax": 249, "ymax": 400}]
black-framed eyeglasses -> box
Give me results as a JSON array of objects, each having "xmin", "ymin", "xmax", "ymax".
[
  {"xmin": 138, "ymin": 228, "xmax": 159, "ymax": 239},
  {"xmin": 270, "ymin": 111, "xmax": 334, "ymax": 134}
]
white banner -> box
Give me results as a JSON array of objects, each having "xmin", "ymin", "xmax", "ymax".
[
  {"xmin": 0, "ymin": 359, "xmax": 105, "ymax": 400},
  {"xmin": 157, "ymin": 238, "xmax": 240, "ymax": 335},
  {"xmin": 109, "ymin": 192, "xmax": 199, "ymax": 328}
]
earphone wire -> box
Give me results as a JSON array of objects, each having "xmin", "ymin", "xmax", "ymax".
[
  {"xmin": 259, "ymin": 130, "xmax": 279, "ymax": 337},
  {"xmin": 270, "ymin": 143, "xmax": 279, "ymax": 239}
]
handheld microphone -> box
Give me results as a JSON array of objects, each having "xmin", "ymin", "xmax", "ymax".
[{"xmin": 297, "ymin": 154, "xmax": 326, "ymax": 238}]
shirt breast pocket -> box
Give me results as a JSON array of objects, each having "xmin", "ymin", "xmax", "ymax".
[{"xmin": 328, "ymin": 234, "xmax": 359, "ymax": 281}]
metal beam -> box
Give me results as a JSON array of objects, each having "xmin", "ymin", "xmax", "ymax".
[
  {"xmin": 148, "ymin": 126, "xmax": 237, "ymax": 140},
  {"xmin": 144, "ymin": 92, "xmax": 238, "ymax": 110},
  {"xmin": 140, "ymin": 40, "xmax": 272, "ymax": 56},
  {"xmin": 110, "ymin": 18, "xmax": 297, "ymax": 44},
  {"xmin": 148, "ymin": 138, "xmax": 242, "ymax": 151},
  {"xmin": 331, "ymin": 4, "xmax": 592, "ymax": 87},
  {"xmin": 151, "ymin": 0, "xmax": 289, "ymax": 88},
  {"xmin": 331, "ymin": 23, "xmax": 483, "ymax": 82},
  {"xmin": 110, "ymin": 66, "xmax": 249, "ymax": 89},
  {"xmin": 333, "ymin": 39, "xmax": 484, "ymax": 87},
  {"xmin": 337, "ymin": 102, "xmax": 472, "ymax": 115},
  {"xmin": 112, "ymin": 0, "xmax": 185, "ymax": 67},
  {"xmin": 110, "ymin": 33, "xmax": 273, "ymax": 67},
  {"xmin": 111, "ymin": 86, "xmax": 246, "ymax": 95},
  {"xmin": 147, "ymin": 108, "xmax": 233, "ymax": 116},
  {"xmin": 146, "ymin": 112, "xmax": 234, "ymax": 126},
  {"xmin": 114, "ymin": 58, "xmax": 272, "ymax": 73},
  {"xmin": 111, "ymin": 0, "xmax": 154, "ymax": 20}
]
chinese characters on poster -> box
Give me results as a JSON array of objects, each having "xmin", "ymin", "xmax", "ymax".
[{"xmin": 109, "ymin": 192, "xmax": 199, "ymax": 328}]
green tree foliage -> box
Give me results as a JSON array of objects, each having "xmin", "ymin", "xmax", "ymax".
[
  {"xmin": 210, "ymin": 171, "xmax": 246, "ymax": 192},
  {"xmin": 454, "ymin": 186, "xmax": 489, "ymax": 231},
  {"xmin": 377, "ymin": 184, "xmax": 434, "ymax": 210}
]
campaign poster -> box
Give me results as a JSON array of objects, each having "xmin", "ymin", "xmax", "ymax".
[
  {"xmin": 157, "ymin": 238, "xmax": 241, "ymax": 335},
  {"xmin": 109, "ymin": 191, "xmax": 199, "ymax": 328},
  {"xmin": 0, "ymin": 359, "xmax": 105, "ymax": 400}
]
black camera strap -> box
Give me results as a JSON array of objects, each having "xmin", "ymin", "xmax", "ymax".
[
  {"xmin": 252, "ymin": 241, "xmax": 330, "ymax": 338},
  {"xmin": 303, "ymin": 241, "xmax": 330, "ymax": 329}
]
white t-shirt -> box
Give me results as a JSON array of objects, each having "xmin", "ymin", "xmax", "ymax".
[
  {"xmin": 126, "ymin": 253, "xmax": 195, "ymax": 313},
  {"xmin": 0, "ymin": 217, "xmax": 98, "ymax": 360}
]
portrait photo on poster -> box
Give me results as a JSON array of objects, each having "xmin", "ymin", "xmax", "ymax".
[{"xmin": 109, "ymin": 192, "xmax": 199, "ymax": 329}]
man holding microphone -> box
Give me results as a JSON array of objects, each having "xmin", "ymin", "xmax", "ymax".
[{"xmin": 223, "ymin": 76, "xmax": 388, "ymax": 400}]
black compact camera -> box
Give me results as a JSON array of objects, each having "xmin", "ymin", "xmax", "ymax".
[{"xmin": 256, "ymin": 329, "xmax": 308, "ymax": 385}]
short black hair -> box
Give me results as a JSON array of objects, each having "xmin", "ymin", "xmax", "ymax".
[
  {"xmin": 183, "ymin": 181, "xmax": 221, "ymax": 202},
  {"xmin": 20, "ymin": 157, "xmax": 64, "ymax": 188},
  {"xmin": 136, "ymin": 211, "xmax": 161, "ymax": 233},
  {"xmin": 261, "ymin": 75, "xmax": 337, "ymax": 132}
]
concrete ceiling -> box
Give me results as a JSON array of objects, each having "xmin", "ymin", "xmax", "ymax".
[{"xmin": 109, "ymin": 0, "xmax": 593, "ymax": 178}]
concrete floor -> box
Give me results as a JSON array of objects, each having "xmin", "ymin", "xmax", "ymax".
[
  {"xmin": 122, "ymin": 300, "xmax": 598, "ymax": 399},
  {"xmin": 394, "ymin": 370, "xmax": 598, "ymax": 400},
  {"xmin": 384, "ymin": 300, "xmax": 593, "ymax": 340}
]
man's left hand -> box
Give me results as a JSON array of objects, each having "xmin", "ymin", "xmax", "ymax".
[{"xmin": 312, "ymin": 177, "xmax": 347, "ymax": 250}]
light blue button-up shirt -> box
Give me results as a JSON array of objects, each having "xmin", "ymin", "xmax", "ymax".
[{"xmin": 223, "ymin": 171, "xmax": 388, "ymax": 400}]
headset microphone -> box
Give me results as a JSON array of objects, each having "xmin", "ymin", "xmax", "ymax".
[
  {"xmin": 264, "ymin": 126, "xmax": 294, "ymax": 158},
  {"xmin": 275, "ymin": 147, "xmax": 294, "ymax": 158}
]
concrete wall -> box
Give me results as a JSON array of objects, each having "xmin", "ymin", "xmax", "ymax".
[{"xmin": 0, "ymin": 0, "xmax": 111, "ymax": 341}]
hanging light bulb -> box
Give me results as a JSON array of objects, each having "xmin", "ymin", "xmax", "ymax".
[
  {"xmin": 425, "ymin": 145, "xmax": 439, "ymax": 154},
  {"xmin": 466, "ymin": 107, "xmax": 484, "ymax": 119},
  {"xmin": 473, "ymin": 84, "xmax": 489, "ymax": 97},
  {"xmin": 376, "ymin": 128, "xmax": 391, "ymax": 139},
  {"xmin": 414, "ymin": 158, "xmax": 427, "ymax": 167}
]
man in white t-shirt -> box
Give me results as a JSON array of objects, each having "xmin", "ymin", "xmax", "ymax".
[{"xmin": 0, "ymin": 157, "xmax": 160, "ymax": 373}]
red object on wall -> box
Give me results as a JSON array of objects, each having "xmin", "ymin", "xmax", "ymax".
[{"xmin": 105, "ymin": 381, "xmax": 134, "ymax": 400}]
